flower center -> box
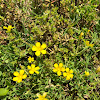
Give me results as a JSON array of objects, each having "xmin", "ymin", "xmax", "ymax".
[
  {"xmin": 37, "ymin": 47, "xmax": 43, "ymax": 51},
  {"xmin": 18, "ymin": 75, "xmax": 23, "ymax": 79}
]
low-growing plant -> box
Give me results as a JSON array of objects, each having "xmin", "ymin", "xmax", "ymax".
[{"xmin": 0, "ymin": 0, "xmax": 100, "ymax": 100}]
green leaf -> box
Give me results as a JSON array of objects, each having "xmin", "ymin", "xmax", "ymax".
[
  {"xmin": 6, "ymin": 80, "xmax": 12, "ymax": 87},
  {"xmin": 0, "ymin": 88, "xmax": 9, "ymax": 96},
  {"xmin": 0, "ymin": 15, "xmax": 4, "ymax": 20},
  {"xmin": 0, "ymin": 71, "xmax": 2, "ymax": 76}
]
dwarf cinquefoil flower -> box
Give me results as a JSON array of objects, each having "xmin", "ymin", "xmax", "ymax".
[
  {"xmin": 53, "ymin": 63, "xmax": 65, "ymax": 76},
  {"xmin": 3, "ymin": 25, "xmax": 14, "ymax": 33},
  {"xmin": 32, "ymin": 42, "xmax": 46, "ymax": 56},
  {"xmin": 85, "ymin": 71, "xmax": 89, "ymax": 76},
  {"xmin": 35, "ymin": 92, "xmax": 48, "ymax": 100},
  {"xmin": 63, "ymin": 68, "xmax": 73, "ymax": 80},
  {"xmin": 13, "ymin": 70, "xmax": 27, "ymax": 83},
  {"xmin": 27, "ymin": 64, "xmax": 40, "ymax": 74},
  {"xmin": 28, "ymin": 56, "xmax": 34, "ymax": 63},
  {"xmin": 84, "ymin": 40, "xmax": 94, "ymax": 47},
  {"xmin": 79, "ymin": 32, "xmax": 84, "ymax": 39}
]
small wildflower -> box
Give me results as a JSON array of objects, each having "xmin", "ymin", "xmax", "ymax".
[
  {"xmin": 79, "ymin": 32, "xmax": 84, "ymax": 39},
  {"xmin": 89, "ymin": 43, "xmax": 94, "ymax": 48},
  {"xmin": 85, "ymin": 71, "xmax": 89, "ymax": 76},
  {"xmin": 28, "ymin": 56, "xmax": 34, "ymax": 63},
  {"xmin": 13, "ymin": 70, "xmax": 27, "ymax": 83},
  {"xmin": 27, "ymin": 64, "xmax": 40, "ymax": 74},
  {"xmin": 32, "ymin": 42, "xmax": 46, "ymax": 56},
  {"xmin": 63, "ymin": 68, "xmax": 73, "ymax": 80},
  {"xmin": 84, "ymin": 40, "xmax": 94, "ymax": 47},
  {"xmin": 35, "ymin": 92, "xmax": 48, "ymax": 100},
  {"xmin": 88, "ymin": 30, "xmax": 90, "ymax": 33},
  {"xmin": 3, "ymin": 25, "xmax": 14, "ymax": 33},
  {"xmin": 53, "ymin": 63, "xmax": 65, "ymax": 76}
]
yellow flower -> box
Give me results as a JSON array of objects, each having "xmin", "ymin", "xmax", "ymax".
[
  {"xmin": 88, "ymin": 30, "xmax": 90, "ymax": 33},
  {"xmin": 3, "ymin": 25, "xmax": 14, "ymax": 33},
  {"xmin": 28, "ymin": 56, "xmax": 34, "ymax": 63},
  {"xmin": 35, "ymin": 92, "xmax": 48, "ymax": 100},
  {"xmin": 89, "ymin": 44, "xmax": 94, "ymax": 48},
  {"xmin": 79, "ymin": 32, "xmax": 84, "ymax": 39},
  {"xmin": 13, "ymin": 70, "xmax": 27, "ymax": 83},
  {"xmin": 84, "ymin": 40, "xmax": 94, "ymax": 47},
  {"xmin": 85, "ymin": 71, "xmax": 89, "ymax": 76},
  {"xmin": 63, "ymin": 68, "xmax": 73, "ymax": 80},
  {"xmin": 32, "ymin": 42, "xmax": 46, "ymax": 56},
  {"xmin": 27, "ymin": 64, "xmax": 40, "ymax": 74},
  {"xmin": 53, "ymin": 63, "xmax": 65, "ymax": 76}
]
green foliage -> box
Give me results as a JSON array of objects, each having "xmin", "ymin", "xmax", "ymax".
[
  {"xmin": 0, "ymin": 88, "xmax": 9, "ymax": 96},
  {"xmin": 0, "ymin": 0, "xmax": 100, "ymax": 99}
]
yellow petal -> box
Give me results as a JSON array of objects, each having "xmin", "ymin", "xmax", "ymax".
[
  {"xmin": 69, "ymin": 74, "xmax": 73, "ymax": 78},
  {"xmin": 28, "ymin": 56, "xmax": 31, "ymax": 60},
  {"xmin": 28, "ymin": 57, "xmax": 32, "ymax": 63},
  {"xmin": 7, "ymin": 25, "xmax": 13, "ymax": 32},
  {"xmin": 20, "ymin": 70, "xmax": 24, "ymax": 75},
  {"xmin": 44, "ymin": 99, "xmax": 48, "ymax": 100},
  {"xmin": 27, "ymin": 65, "xmax": 31, "ymax": 69},
  {"xmin": 85, "ymin": 41, "xmax": 89, "ymax": 46},
  {"xmin": 61, "ymin": 67, "xmax": 65, "ymax": 72},
  {"xmin": 8, "ymin": 25, "xmax": 13, "ymax": 29},
  {"xmin": 54, "ymin": 63, "xmax": 58, "ymax": 68},
  {"xmin": 79, "ymin": 32, "xmax": 84, "ymax": 39},
  {"xmin": 31, "ymin": 64, "xmax": 35, "ymax": 68},
  {"xmin": 13, "ymin": 71, "xmax": 19, "ymax": 76},
  {"xmin": 7, "ymin": 28, "xmax": 11, "ymax": 32},
  {"xmin": 80, "ymin": 32, "xmax": 84, "ymax": 36},
  {"xmin": 28, "ymin": 61, "xmax": 31, "ymax": 63},
  {"xmin": 3, "ymin": 26, "xmax": 7, "ymax": 29},
  {"xmin": 41, "ymin": 43, "xmax": 47, "ymax": 49},
  {"xmin": 35, "ymin": 71, "xmax": 39, "ymax": 74},
  {"xmin": 29, "ymin": 70, "xmax": 34, "ymax": 74},
  {"xmin": 35, "ymin": 66, "xmax": 40, "ymax": 70},
  {"xmin": 36, "ymin": 42, "xmax": 41, "ymax": 47},
  {"xmin": 41, "ymin": 50, "xmax": 46, "ymax": 54},
  {"xmin": 53, "ymin": 68, "xmax": 57, "ymax": 72},
  {"xmin": 59, "ymin": 63, "xmax": 63, "ymax": 67},
  {"xmin": 57, "ymin": 71, "xmax": 61, "ymax": 76},
  {"xmin": 17, "ymin": 78, "xmax": 22, "ymax": 83},
  {"xmin": 66, "ymin": 76, "xmax": 70, "ymax": 80},
  {"xmin": 32, "ymin": 46, "xmax": 37, "ymax": 51},
  {"xmin": 66, "ymin": 68, "xmax": 69, "ymax": 72},
  {"xmin": 63, "ymin": 72, "xmax": 67, "ymax": 77},
  {"xmin": 89, "ymin": 44, "xmax": 94, "ymax": 47},
  {"xmin": 13, "ymin": 77, "xmax": 18, "ymax": 81},
  {"xmin": 88, "ymin": 30, "xmax": 90, "ymax": 33},
  {"xmin": 85, "ymin": 71, "xmax": 89, "ymax": 76},
  {"xmin": 35, "ymin": 51, "xmax": 41, "ymax": 56},
  {"xmin": 22, "ymin": 74, "xmax": 27, "ymax": 79},
  {"xmin": 43, "ymin": 92, "xmax": 47, "ymax": 97},
  {"xmin": 70, "ymin": 69, "xmax": 73, "ymax": 73},
  {"xmin": 31, "ymin": 57, "xmax": 34, "ymax": 61}
]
